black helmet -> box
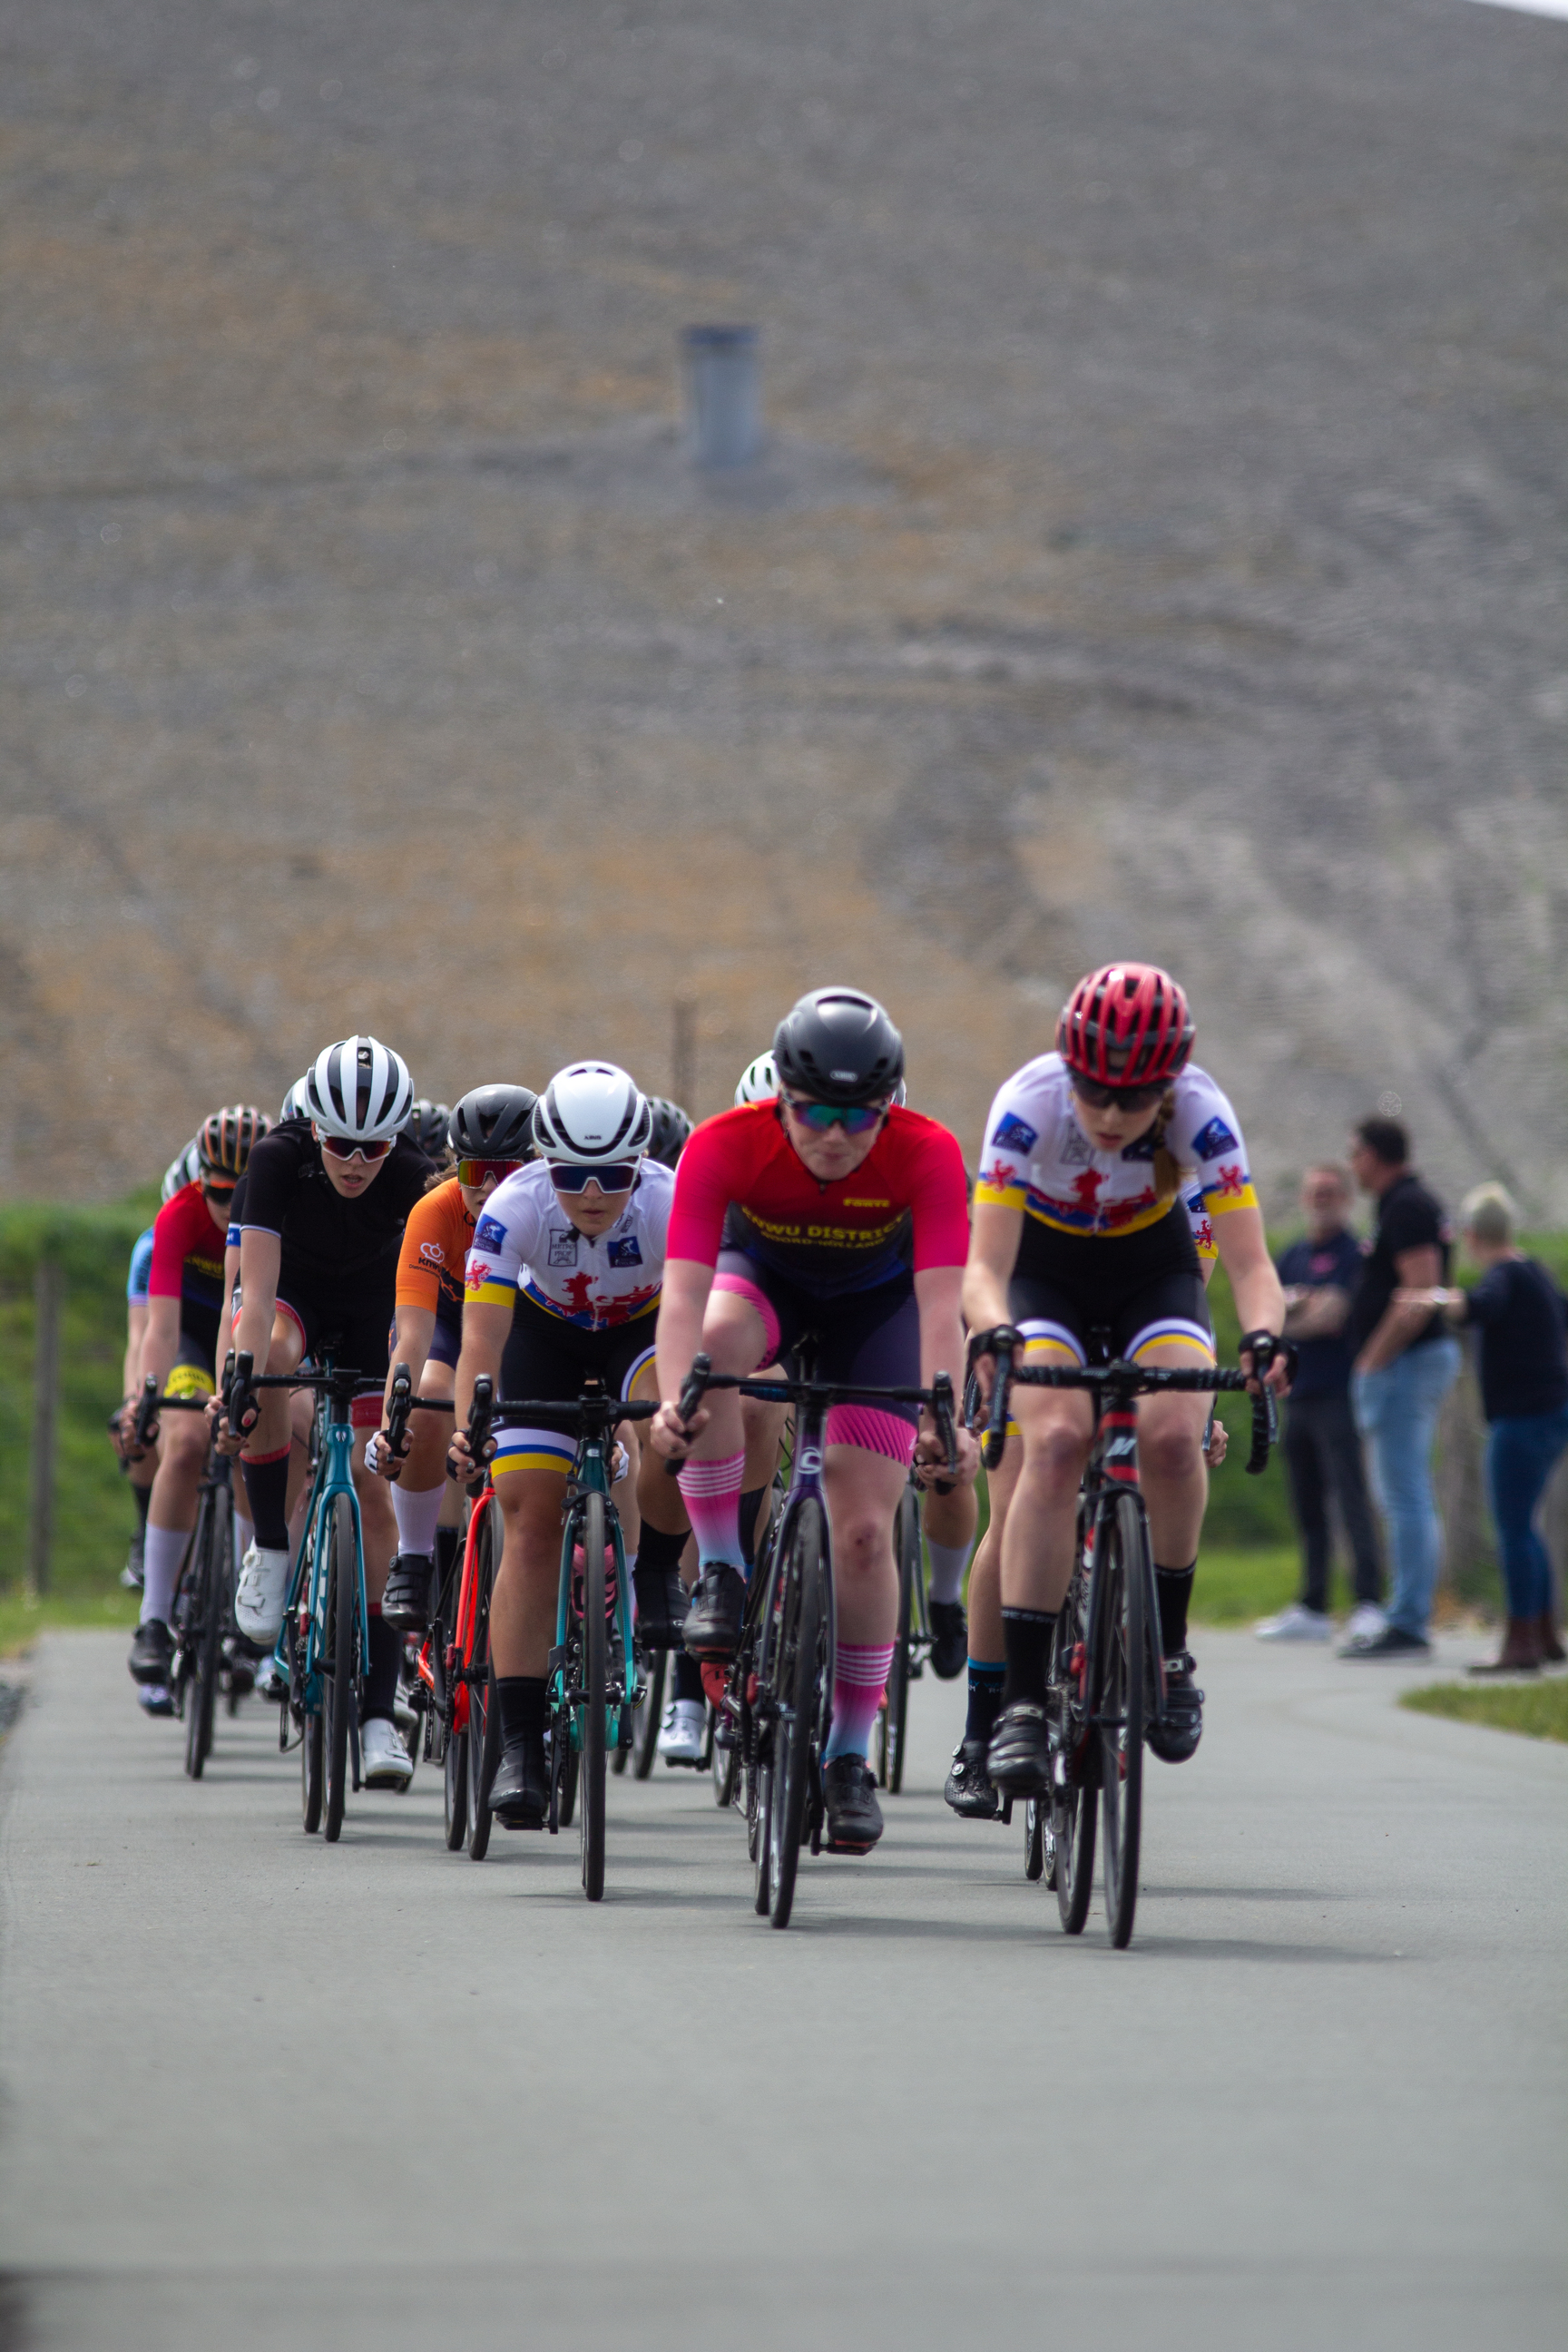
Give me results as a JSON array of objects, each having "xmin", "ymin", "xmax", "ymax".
[
  {"xmin": 403, "ymin": 1099, "xmax": 452, "ymax": 1158},
  {"xmin": 449, "ymin": 1083, "xmax": 539, "ymax": 1162},
  {"xmin": 645, "ymin": 1097, "xmax": 693, "ymax": 1169},
  {"xmin": 772, "ymin": 987, "xmax": 905, "ymax": 1107}
]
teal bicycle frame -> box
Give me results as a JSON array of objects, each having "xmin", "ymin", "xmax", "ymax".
[
  {"xmin": 265, "ymin": 1357, "xmax": 372, "ymax": 1738},
  {"xmin": 550, "ymin": 1416, "xmax": 641, "ymax": 1762}
]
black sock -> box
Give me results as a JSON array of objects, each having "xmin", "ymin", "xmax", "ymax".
[
  {"xmin": 1001, "ymin": 1607, "xmax": 1057, "ymax": 1707},
  {"xmin": 1156, "ymin": 1563, "xmax": 1196, "ymax": 1657},
  {"xmin": 496, "ymin": 1675, "xmax": 547, "ymax": 1749},
  {"xmin": 132, "ymin": 1483, "xmax": 152, "ymax": 1529},
  {"xmin": 672, "ymin": 1650, "xmax": 706, "ymax": 1702},
  {"xmin": 363, "ymin": 1610, "xmax": 402, "ymax": 1723},
  {"xmin": 240, "ymin": 1452, "xmax": 290, "ymax": 1550},
  {"xmin": 740, "ymin": 1488, "xmax": 769, "ymax": 1570},
  {"xmin": 634, "ymin": 1522, "xmax": 688, "ymax": 1577},
  {"xmin": 965, "ymin": 1660, "xmax": 1005, "ymax": 1744}
]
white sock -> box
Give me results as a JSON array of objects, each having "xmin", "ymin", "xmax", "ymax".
[
  {"xmin": 234, "ymin": 1509, "xmax": 254, "ymax": 1557},
  {"xmin": 141, "ymin": 1524, "xmax": 190, "ymax": 1626},
  {"xmin": 392, "ymin": 1482, "xmax": 445, "ymax": 1557},
  {"xmin": 926, "ymin": 1540, "xmax": 971, "ymax": 1607}
]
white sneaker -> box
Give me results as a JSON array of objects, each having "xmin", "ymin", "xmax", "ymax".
[
  {"xmin": 253, "ymin": 1653, "xmax": 284, "ymax": 1701},
  {"xmin": 657, "ymin": 1698, "xmax": 705, "ymax": 1766},
  {"xmin": 361, "ymin": 1716, "xmax": 413, "ymax": 1789},
  {"xmin": 234, "ymin": 1544, "xmax": 291, "ymax": 1644},
  {"xmin": 1255, "ymin": 1602, "xmax": 1332, "ymax": 1642},
  {"xmin": 1340, "ymin": 1602, "xmax": 1387, "ymax": 1652}
]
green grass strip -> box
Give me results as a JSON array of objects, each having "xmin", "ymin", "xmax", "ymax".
[{"xmin": 1401, "ymin": 1678, "xmax": 1568, "ymax": 1745}]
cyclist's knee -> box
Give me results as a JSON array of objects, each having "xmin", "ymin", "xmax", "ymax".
[{"xmin": 1021, "ymin": 1418, "xmax": 1088, "ymax": 1494}]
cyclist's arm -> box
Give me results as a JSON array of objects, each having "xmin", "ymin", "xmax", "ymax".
[
  {"xmin": 122, "ymin": 1300, "xmax": 148, "ymax": 1399},
  {"xmin": 1210, "ymin": 1203, "xmax": 1289, "ymax": 1388},
  {"xmin": 233, "ymin": 1229, "xmax": 282, "ymax": 1372},
  {"xmin": 1357, "ymin": 1243, "xmax": 1443, "ymax": 1373},
  {"xmin": 382, "ymin": 1304, "xmax": 437, "ymax": 1419},
  {"xmin": 961, "ymin": 1200, "xmax": 1024, "ymax": 1357},
  {"xmin": 913, "ymin": 1264, "xmax": 980, "ymax": 1484},
  {"xmin": 653, "ymin": 1257, "xmax": 716, "ymax": 1403},
  {"xmin": 138, "ymin": 1293, "xmax": 182, "ymax": 1396},
  {"xmin": 216, "ymin": 1235, "xmax": 240, "ymax": 1387},
  {"xmin": 452, "ymin": 1299, "xmax": 511, "ymax": 1449}
]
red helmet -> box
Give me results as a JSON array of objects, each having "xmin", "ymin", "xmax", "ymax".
[{"xmin": 1056, "ymin": 964, "xmax": 1193, "ymax": 1090}]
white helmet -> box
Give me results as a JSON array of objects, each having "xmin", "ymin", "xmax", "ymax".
[
  {"xmin": 303, "ymin": 1034, "xmax": 414, "ymax": 1143},
  {"xmin": 734, "ymin": 1052, "xmax": 779, "ymax": 1107},
  {"xmin": 532, "ymin": 1063, "xmax": 652, "ymax": 1165},
  {"xmin": 161, "ymin": 1136, "xmax": 203, "ymax": 1201},
  {"xmin": 279, "ymin": 1074, "xmax": 311, "ymax": 1123}
]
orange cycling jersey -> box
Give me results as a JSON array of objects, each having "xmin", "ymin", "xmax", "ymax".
[{"xmin": 396, "ymin": 1177, "xmax": 474, "ymax": 1326}]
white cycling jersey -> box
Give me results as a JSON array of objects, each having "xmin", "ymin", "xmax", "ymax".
[
  {"xmin": 975, "ymin": 1053, "xmax": 1257, "ymax": 1240},
  {"xmin": 465, "ymin": 1159, "xmax": 672, "ymax": 1330}
]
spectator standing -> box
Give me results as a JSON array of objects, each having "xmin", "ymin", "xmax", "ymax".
[
  {"xmin": 1256, "ymin": 1166, "xmax": 1383, "ymax": 1642},
  {"xmin": 1340, "ymin": 1116, "xmax": 1462, "ymax": 1659},
  {"xmin": 1404, "ymin": 1185, "xmax": 1568, "ymax": 1674}
]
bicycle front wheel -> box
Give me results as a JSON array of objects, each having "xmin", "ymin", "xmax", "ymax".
[
  {"xmin": 880, "ymin": 1485, "xmax": 919, "ymax": 1795},
  {"xmin": 184, "ymin": 1492, "xmax": 223, "ymax": 1779},
  {"xmin": 1053, "ymin": 1569, "xmax": 1096, "ymax": 1934},
  {"xmin": 1098, "ymin": 1491, "xmax": 1151, "ymax": 1948},
  {"xmin": 324, "ymin": 1494, "xmax": 358, "ymax": 1843},
  {"xmin": 631, "ymin": 1648, "xmax": 666, "ymax": 1781},
  {"xmin": 761, "ymin": 1501, "xmax": 826, "ymax": 1931},
  {"xmin": 466, "ymin": 1497, "xmax": 500, "ymax": 1860},
  {"xmin": 579, "ymin": 1493, "xmax": 609, "ymax": 1902}
]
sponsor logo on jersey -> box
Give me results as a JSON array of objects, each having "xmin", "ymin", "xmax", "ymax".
[
  {"xmin": 1191, "ymin": 1116, "xmax": 1240, "ymax": 1161},
  {"xmin": 607, "ymin": 1235, "xmax": 643, "ymax": 1268},
  {"xmin": 475, "ymin": 1214, "xmax": 507, "ymax": 1251},
  {"xmin": 548, "ymin": 1229, "xmax": 580, "ymax": 1267},
  {"xmin": 1061, "ymin": 1123, "xmax": 1094, "ymax": 1166},
  {"xmin": 989, "ymin": 1113, "xmax": 1038, "ymax": 1154},
  {"xmin": 841, "ymin": 1198, "xmax": 890, "ymax": 1209},
  {"xmin": 419, "ymin": 1240, "xmax": 445, "ymax": 1264},
  {"xmin": 1119, "ymin": 1131, "xmax": 1158, "ymax": 1162}
]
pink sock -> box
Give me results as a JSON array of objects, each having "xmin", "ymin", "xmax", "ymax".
[
  {"xmin": 825, "ymin": 1641, "xmax": 895, "ymax": 1761},
  {"xmin": 677, "ymin": 1450, "xmax": 747, "ymax": 1573}
]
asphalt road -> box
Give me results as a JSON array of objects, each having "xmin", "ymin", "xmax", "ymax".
[{"xmin": 0, "ymin": 1628, "xmax": 1563, "ymax": 2350}]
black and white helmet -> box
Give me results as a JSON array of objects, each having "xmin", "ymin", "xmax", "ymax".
[
  {"xmin": 161, "ymin": 1136, "xmax": 203, "ymax": 1201},
  {"xmin": 279, "ymin": 1074, "xmax": 311, "ymax": 1123},
  {"xmin": 532, "ymin": 1063, "xmax": 652, "ymax": 1166},
  {"xmin": 772, "ymin": 987, "xmax": 905, "ymax": 1107},
  {"xmin": 302, "ymin": 1035, "xmax": 415, "ymax": 1144}
]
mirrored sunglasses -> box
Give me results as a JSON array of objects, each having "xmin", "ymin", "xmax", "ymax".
[
  {"xmin": 1068, "ymin": 1073, "xmax": 1166, "ymax": 1113},
  {"xmin": 319, "ymin": 1134, "xmax": 395, "ymax": 1164},
  {"xmin": 781, "ymin": 1094, "xmax": 887, "ymax": 1134},
  {"xmin": 456, "ymin": 1157, "xmax": 524, "ymax": 1189},
  {"xmin": 547, "ymin": 1161, "xmax": 639, "ymax": 1194}
]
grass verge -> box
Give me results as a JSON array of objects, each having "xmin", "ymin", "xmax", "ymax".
[
  {"xmin": 1400, "ymin": 1679, "xmax": 1568, "ymax": 1745},
  {"xmin": 0, "ymin": 1588, "xmax": 140, "ymax": 1661},
  {"xmin": 1191, "ymin": 1545, "xmax": 1298, "ymax": 1627}
]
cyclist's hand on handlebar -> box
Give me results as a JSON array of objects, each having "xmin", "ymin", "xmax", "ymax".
[
  {"xmin": 446, "ymin": 1428, "xmax": 495, "ymax": 1481},
  {"xmin": 648, "ymin": 1399, "xmax": 707, "ymax": 1461},
  {"xmin": 109, "ymin": 1400, "xmax": 146, "ymax": 1462},
  {"xmin": 1203, "ymin": 1415, "xmax": 1230, "ymax": 1468},
  {"xmin": 915, "ymin": 1416, "xmax": 979, "ymax": 1489},
  {"xmin": 365, "ymin": 1428, "xmax": 407, "ymax": 1481},
  {"xmin": 1240, "ymin": 1330, "xmax": 1293, "ymax": 1398}
]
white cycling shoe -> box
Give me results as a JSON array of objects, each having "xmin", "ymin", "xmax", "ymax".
[
  {"xmin": 234, "ymin": 1544, "xmax": 291, "ymax": 1645},
  {"xmin": 361, "ymin": 1717, "xmax": 414, "ymax": 1790},
  {"xmin": 657, "ymin": 1698, "xmax": 705, "ymax": 1766},
  {"xmin": 1254, "ymin": 1602, "xmax": 1331, "ymax": 1642}
]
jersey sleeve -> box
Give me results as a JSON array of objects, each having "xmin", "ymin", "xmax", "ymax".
[
  {"xmin": 465, "ymin": 1178, "xmax": 534, "ymax": 1306},
  {"xmin": 1184, "ymin": 1183, "xmax": 1218, "ymax": 1263},
  {"xmin": 147, "ymin": 1190, "xmax": 197, "ymax": 1299},
  {"xmin": 127, "ymin": 1227, "xmax": 156, "ymax": 1304},
  {"xmin": 1176, "ymin": 1076, "xmax": 1258, "ymax": 1222},
  {"xmin": 972, "ymin": 1076, "xmax": 1038, "ymax": 1211},
  {"xmin": 908, "ymin": 1122, "xmax": 974, "ymax": 1269},
  {"xmin": 665, "ymin": 1116, "xmax": 749, "ymax": 1267},
  {"xmin": 396, "ymin": 1189, "xmax": 446, "ymax": 1312},
  {"xmin": 238, "ymin": 1130, "xmax": 292, "ymax": 1237}
]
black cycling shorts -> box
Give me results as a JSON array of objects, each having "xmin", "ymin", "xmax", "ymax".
[
  {"xmin": 1009, "ymin": 1206, "xmax": 1211, "ymax": 1365},
  {"xmin": 232, "ymin": 1269, "xmax": 395, "ymax": 1427},
  {"xmin": 490, "ymin": 1292, "xmax": 660, "ymax": 1479},
  {"xmin": 712, "ymin": 1249, "xmax": 920, "ymax": 1464}
]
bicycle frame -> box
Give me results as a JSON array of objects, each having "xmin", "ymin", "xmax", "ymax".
[
  {"xmin": 549, "ymin": 1404, "xmax": 642, "ymax": 1759},
  {"xmin": 265, "ymin": 1358, "xmax": 373, "ymax": 1727}
]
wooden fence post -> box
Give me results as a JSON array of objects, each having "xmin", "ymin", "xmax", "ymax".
[{"xmin": 25, "ymin": 1259, "xmax": 64, "ymax": 1603}]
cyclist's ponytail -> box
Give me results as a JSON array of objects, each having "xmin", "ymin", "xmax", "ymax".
[{"xmin": 1150, "ymin": 1088, "xmax": 1191, "ymax": 1211}]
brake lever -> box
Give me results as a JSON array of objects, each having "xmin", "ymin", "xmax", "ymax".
[
  {"xmin": 133, "ymin": 1374, "xmax": 161, "ymax": 1450},
  {"xmin": 664, "ymin": 1350, "xmax": 712, "ymax": 1478},
  {"xmin": 981, "ymin": 1331, "xmax": 1015, "ymax": 1472},
  {"xmin": 1244, "ymin": 1336, "xmax": 1278, "ymax": 1476},
  {"xmin": 930, "ymin": 1368, "xmax": 957, "ymax": 1492}
]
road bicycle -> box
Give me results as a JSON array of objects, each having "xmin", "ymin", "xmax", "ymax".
[
  {"xmin": 873, "ymin": 1475, "xmax": 932, "ymax": 1797},
  {"xmin": 466, "ymin": 1376, "xmax": 658, "ymax": 1901},
  {"xmin": 130, "ymin": 1369, "xmax": 239, "ymax": 1779},
  {"xmin": 674, "ymin": 1351, "xmax": 958, "ymax": 1930},
  {"xmin": 981, "ymin": 1334, "xmax": 1278, "ymax": 1949},
  {"xmin": 231, "ymin": 1348, "xmax": 383, "ymax": 1843}
]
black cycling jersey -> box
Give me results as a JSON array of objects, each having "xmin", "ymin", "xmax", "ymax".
[{"xmin": 235, "ymin": 1117, "xmax": 431, "ymax": 1286}]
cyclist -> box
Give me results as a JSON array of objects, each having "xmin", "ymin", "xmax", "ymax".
[
  {"xmin": 963, "ymin": 963, "xmax": 1288, "ymax": 1797},
  {"xmin": 368, "ymin": 1084, "xmax": 538, "ymax": 1632},
  {"xmin": 122, "ymin": 1108, "xmax": 270, "ymax": 1698},
  {"xmin": 227, "ymin": 1036, "xmax": 431, "ymax": 1788},
  {"xmin": 645, "ymin": 1097, "xmax": 693, "ymax": 1171},
  {"xmin": 450, "ymin": 1063, "xmax": 689, "ymax": 1828},
  {"xmin": 404, "ymin": 1098, "xmax": 453, "ymax": 1171},
  {"xmin": 119, "ymin": 1220, "xmax": 156, "ymax": 1587},
  {"xmin": 649, "ymin": 988, "xmax": 979, "ymax": 1856}
]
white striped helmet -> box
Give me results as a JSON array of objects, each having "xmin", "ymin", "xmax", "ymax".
[
  {"xmin": 303, "ymin": 1035, "xmax": 415, "ymax": 1143},
  {"xmin": 279, "ymin": 1074, "xmax": 311, "ymax": 1123},
  {"xmin": 734, "ymin": 1052, "xmax": 779, "ymax": 1106},
  {"xmin": 161, "ymin": 1136, "xmax": 203, "ymax": 1201},
  {"xmin": 532, "ymin": 1063, "xmax": 652, "ymax": 1166}
]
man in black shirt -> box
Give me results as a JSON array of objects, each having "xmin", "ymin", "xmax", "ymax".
[
  {"xmin": 1340, "ymin": 1117, "xmax": 1461, "ymax": 1658},
  {"xmin": 1257, "ymin": 1166, "xmax": 1382, "ymax": 1641}
]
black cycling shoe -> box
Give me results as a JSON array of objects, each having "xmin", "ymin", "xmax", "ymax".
[
  {"xmin": 632, "ymin": 1563, "xmax": 689, "ymax": 1650},
  {"xmin": 489, "ymin": 1735, "xmax": 550, "ymax": 1829},
  {"xmin": 927, "ymin": 1599, "xmax": 968, "ymax": 1681},
  {"xmin": 822, "ymin": 1755, "xmax": 884, "ymax": 1852},
  {"xmin": 128, "ymin": 1619, "xmax": 174, "ymax": 1686},
  {"xmin": 986, "ymin": 1700, "xmax": 1052, "ymax": 1796},
  {"xmin": 944, "ymin": 1736, "xmax": 1000, "ymax": 1818},
  {"xmin": 380, "ymin": 1552, "xmax": 434, "ymax": 1634},
  {"xmin": 1147, "ymin": 1651, "xmax": 1204, "ymax": 1763},
  {"xmin": 682, "ymin": 1563, "xmax": 747, "ymax": 1660}
]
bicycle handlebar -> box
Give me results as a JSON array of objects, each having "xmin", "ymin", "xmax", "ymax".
[
  {"xmin": 978, "ymin": 1334, "xmax": 1281, "ymax": 1478},
  {"xmin": 663, "ymin": 1353, "xmax": 961, "ymax": 1482}
]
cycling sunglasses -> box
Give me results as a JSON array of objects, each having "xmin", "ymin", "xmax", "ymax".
[
  {"xmin": 456, "ymin": 1156, "xmax": 524, "ymax": 1189},
  {"xmin": 1068, "ymin": 1073, "xmax": 1167, "ymax": 1113},
  {"xmin": 781, "ymin": 1093, "xmax": 888, "ymax": 1134},
  {"xmin": 547, "ymin": 1161, "xmax": 639, "ymax": 1194},
  {"xmin": 319, "ymin": 1134, "xmax": 396, "ymax": 1164},
  {"xmin": 200, "ymin": 1177, "xmax": 236, "ymax": 1200}
]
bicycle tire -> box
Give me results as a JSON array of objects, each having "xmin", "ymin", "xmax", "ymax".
[
  {"xmin": 1099, "ymin": 1491, "xmax": 1150, "ymax": 1949},
  {"xmin": 466, "ymin": 1501, "xmax": 500, "ymax": 1859},
  {"xmin": 1053, "ymin": 1573, "xmax": 1096, "ymax": 1934},
  {"xmin": 580, "ymin": 1492, "xmax": 609, "ymax": 1901},
  {"xmin": 444, "ymin": 1725, "xmax": 469, "ymax": 1849},
  {"xmin": 324, "ymin": 1493, "xmax": 358, "ymax": 1843},
  {"xmin": 632, "ymin": 1648, "xmax": 666, "ymax": 1781},
  {"xmin": 883, "ymin": 1486, "xmax": 918, "ymax": 1795},
  {"xmin": 1024, "ymin": 1796, "xmax": 1045, "ymax": 1882},
  {"xmin": 298, "ymin": 1566, "xmax": 323, "ymax": 1833},
  {"xmin": 184, "ymin": 1493, "xmax": 221, "ymax": 1779},
  {"xmin": 764, "ymin": 1500, "xmax": 825, "ymax": 1931}
]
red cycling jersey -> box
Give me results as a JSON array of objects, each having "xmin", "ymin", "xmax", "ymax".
[
  {"xmin": 666, "ymin": 1102, "xmax": 971, "ymax": 1296},
  {"xmin": 148, "ymin": 1181, "xmax": 228, "ymax": 1350}
]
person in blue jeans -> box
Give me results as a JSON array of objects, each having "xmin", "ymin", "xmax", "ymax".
[
  {"xmin": 1341, "ymin": 1117, "xmax": 1461, "ymax": 1658},
  {"xmin": 1402, "ymin": 1183, "xmax": 1568, "ymax": 1674}
]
